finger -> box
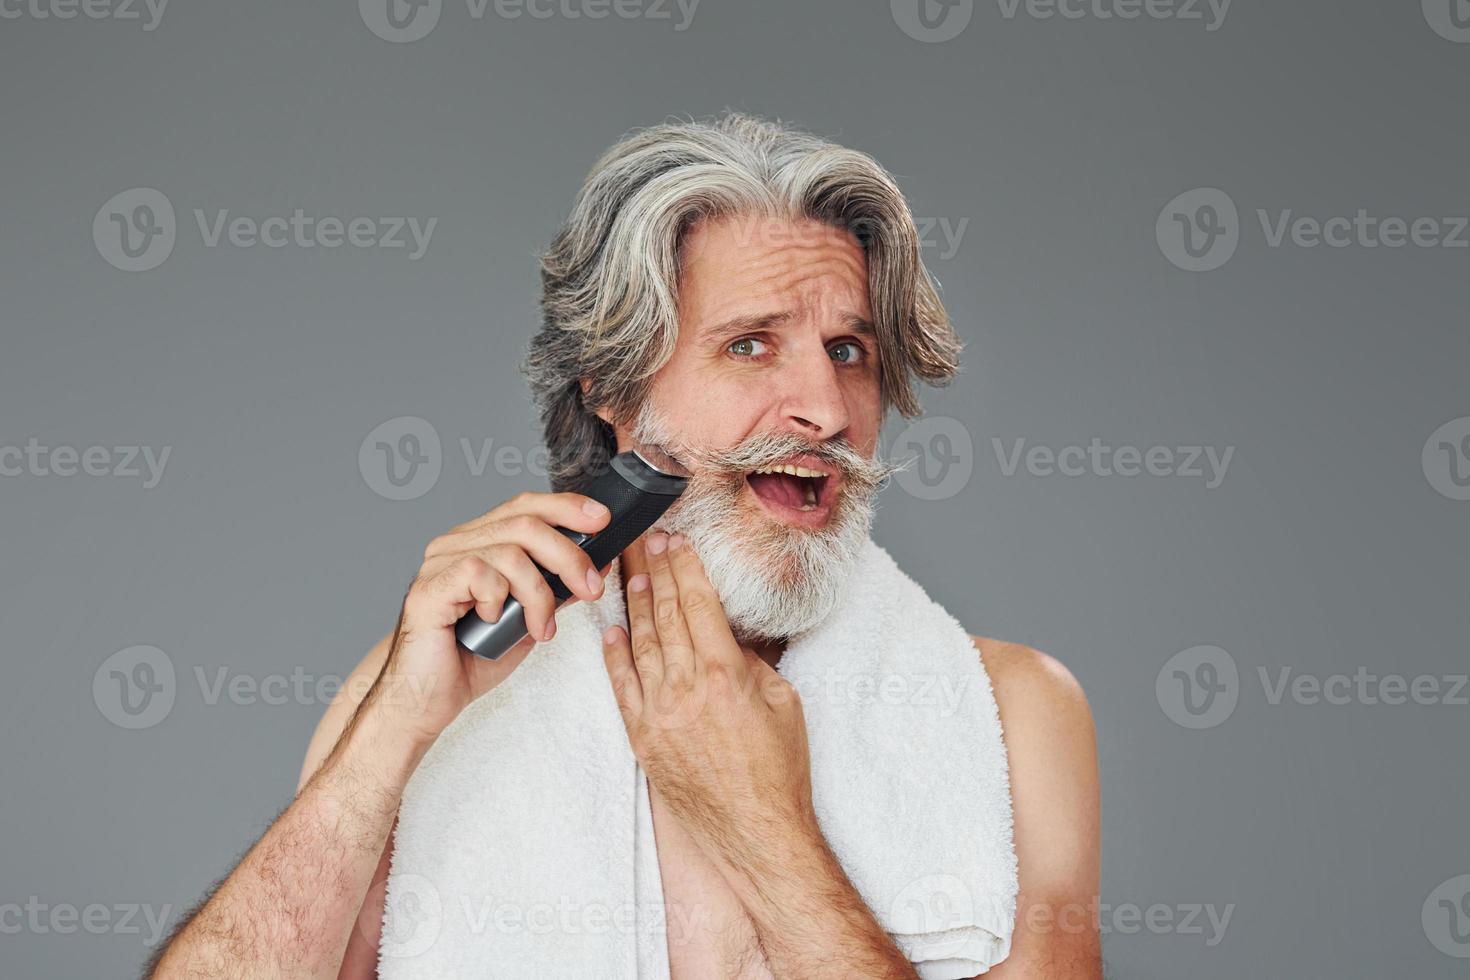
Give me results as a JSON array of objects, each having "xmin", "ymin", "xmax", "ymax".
[
  {"xmin": 602, "ymin": 624, "xmax": 644, "ymax": 725},
  {"xmin": 619, "ymin": 533, "xmax": 647, "ymax": 580},
  {"xmin": 464, "ymin": 559, "xmax": 511, "ymax": 626},
  {"xmin": 422, "ymin": 532, "xmax": 601, "ymax": 606},
  {"xmin": 476, "ymin": 515, "xmax": 605, "ymax": 603},
  {"xmin": 747, "ymin": 651, "xmax": 797, "ymax": 708},
  {"xmin": 442, "ymin": 492, "xmax": 611, "ymax": 541},
  {"xmin": 664, "ymin": 534, "xmax": 745, "ymax": 673},
  {"xmin": 407, "ymin": 555, "xmax": 501, "ymax": 629},
  {"xmin": 643, "ymin": 532, "xmax": 696, "ymax": 681},
  {"xmin": 621, "ymin": 539, "xmax": 664, "ymax": 687},
  {"xmin": 482, "ymin": 543, "xmax": 561, "ymax": 642}
]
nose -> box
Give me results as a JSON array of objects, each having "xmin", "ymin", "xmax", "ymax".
[{"xmin": 774, "ymin": 343, "xmax": 851, "ymax": 440}]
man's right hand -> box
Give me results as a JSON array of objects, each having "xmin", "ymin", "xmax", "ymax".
[
  {"xmin": 148, "ymin": 491, "xmax": 615, "ymax": 980},
  {"xmin": 370, "ymin": 490, "xmax": 613, "ymax": 744}
]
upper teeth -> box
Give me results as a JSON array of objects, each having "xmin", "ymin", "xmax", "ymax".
[{"xmin": 752, "ymin": 464, "xmax": 823, "ymax": 478}]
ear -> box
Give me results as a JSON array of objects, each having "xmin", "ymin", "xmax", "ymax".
[{"xmin": 580, "ymin": 378, "xmax": 616, "ymax": 427}]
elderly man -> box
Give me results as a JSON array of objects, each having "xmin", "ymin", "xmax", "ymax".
[{"xmin": 149, "ymin": 113, "xmax": 1099, "ymax": 979}]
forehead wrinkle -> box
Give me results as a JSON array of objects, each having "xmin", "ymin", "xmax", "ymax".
[
  {"xmin": 681, "ymin": 219, "xmax": 872, "ymax": 337},
  {"xmin": 741, "ymin": 252, "xmax": 869, "ymax": 305}
]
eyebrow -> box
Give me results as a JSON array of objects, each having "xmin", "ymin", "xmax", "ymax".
[{"xmin": 697, "ymin": 310, "xmax": 874, "ymax": 343}]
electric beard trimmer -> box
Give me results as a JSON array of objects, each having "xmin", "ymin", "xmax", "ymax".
[{"xmin": 453, "ymin": 449, "xmax": 688, "ymax": 660}]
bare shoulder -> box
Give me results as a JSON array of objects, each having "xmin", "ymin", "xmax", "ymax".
[
  {"xmin": 972, "ymin": 636, "xmax": 1092, "ymax": 730},
  {"xmin": 971, "ymin": 636, "xmax": 1102, "ymax": 977},
  {"xmin": 970, "ymin": 634, "xmax": 1096, "ymax": 796}
]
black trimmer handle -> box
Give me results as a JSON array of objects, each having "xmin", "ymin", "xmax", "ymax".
[{"xmin": 453, "ymin": 451, "xmax": 687, "ymax": 659}]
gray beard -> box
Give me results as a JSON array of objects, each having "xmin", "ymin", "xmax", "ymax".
[{"xmin": 655, "ymin": 479, "xmax": 875, "ymax": 644}]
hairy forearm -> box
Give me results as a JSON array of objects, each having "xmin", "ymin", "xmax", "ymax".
[
  {"xmin": 150, "ymin": 696, "xmax": 428, "ymax": 980},
  {"xmin": 718, "ymin": 818, "xmax": 918, "ymax": 980}
]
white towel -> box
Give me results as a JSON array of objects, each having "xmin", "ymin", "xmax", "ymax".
[{"xmin": 379, "ymin": 537, "xmax": 1017, "ymax": 979}]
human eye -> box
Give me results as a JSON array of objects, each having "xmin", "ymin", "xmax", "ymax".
[
  {"xmin": 828, "ymin": 340, "xmax": 867, "ymax": 365},
  {"xmin": 729, "ymin": 336, "xmax": 770, "ymax": 358}
]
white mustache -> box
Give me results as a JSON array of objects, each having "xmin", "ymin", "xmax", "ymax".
[
  {"xmin": 644, "ymin": 428, "xmax": 898, "ymax": 497},
  {"xmin": 631, "ymin": 406, "xmax": 883, "ymax": 641}
]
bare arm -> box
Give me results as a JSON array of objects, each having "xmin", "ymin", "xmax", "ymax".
[
  {"xmin": 147, "ymin": 490, "xmax": 613, "ymax": 979},
  {"xmin": 148, "ymin": 653, "xmax": 433, "ymax": 980},
  {"xmin": 714, "ymin": 817, "xmax": 919, "ymax": 979},
  {"xmin": 974, "ymin": 638, "xmax": 1102, "ymax": 979},
  {"xmin": 300, "ymin": 636, "xmax": 396, "ymax": 980}
]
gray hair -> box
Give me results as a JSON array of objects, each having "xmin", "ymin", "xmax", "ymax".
[{"xmin": 523, "ymin": 111, "xmax": 963, "ymax": 493}]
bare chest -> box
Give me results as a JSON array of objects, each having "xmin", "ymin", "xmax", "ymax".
[{"xmin": 649, "ymin": 789, "xmax": 775, "ymax": 980}]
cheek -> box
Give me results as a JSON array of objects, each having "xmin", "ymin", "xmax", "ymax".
[
  {"xmin": 653, "ymin": 375, "xmax": 766, "ymax": 445},
  {"xmin": 843, "ymin": 379, "xmax": 883, "ymax": 453},
  {"xmin": 701, "ymin": 389, "xmax": 769, "ymax": 442}
]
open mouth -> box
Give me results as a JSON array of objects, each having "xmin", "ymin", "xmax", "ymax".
[{"xmin": 744, "ymin": 458, "xmax": 839, "ymax": 525}]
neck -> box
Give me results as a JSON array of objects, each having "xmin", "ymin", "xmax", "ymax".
[{"xmin": 747, "ymin": 637, "xmax": 786, "ymax": 671}]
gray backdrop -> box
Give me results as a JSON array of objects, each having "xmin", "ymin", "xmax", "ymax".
[{"xmin": 2, "ymin": 0, "xmax": 1467, "ymax": 977}]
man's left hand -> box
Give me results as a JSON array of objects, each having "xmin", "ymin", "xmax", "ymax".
[{"xmin": 603, "ymin": 530, "xmax": 819, "ymax": 866}]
